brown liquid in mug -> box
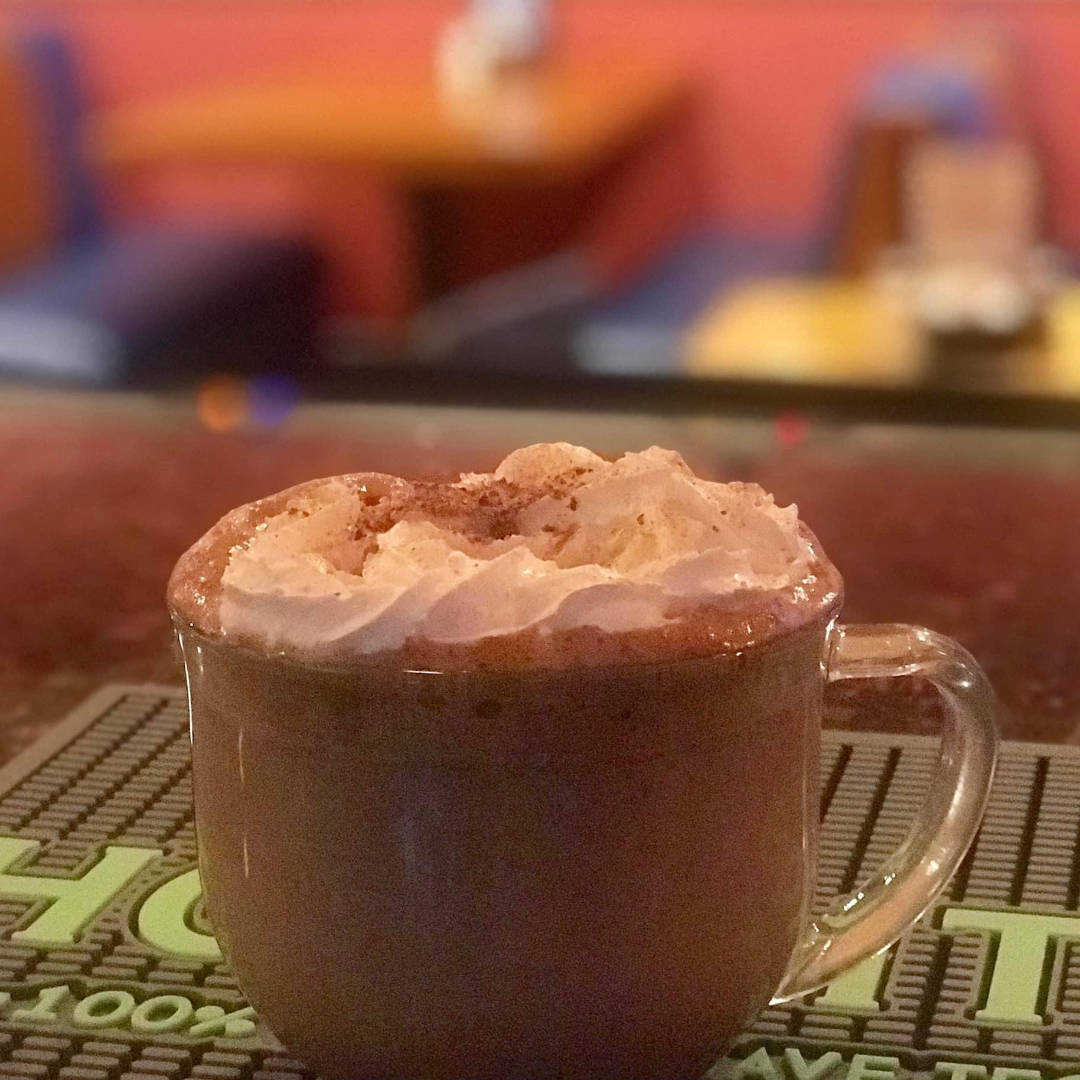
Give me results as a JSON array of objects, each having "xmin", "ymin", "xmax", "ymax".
[{"xmin": 170, "ymin": 469, "xmax": 843, "ymax": 1080}]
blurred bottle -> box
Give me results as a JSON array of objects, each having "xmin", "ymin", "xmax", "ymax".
[
  {"xmin": 437, "ymin": 0, "xmax": 549, "ymax": 99},
  {"xmin": 878, "ymin": 138, "xmax": 1063, "ymax": 365},
  {"xmin": 472, "ymin": 0, "xmax": 549, "ymax": 68},
  {"xmin": 828, "ymin": 18, "xmax": 1028, "ymax": 279},
  {"xmin": 436, "ymin": 0, "xmax": 551, "ymax": 158}
]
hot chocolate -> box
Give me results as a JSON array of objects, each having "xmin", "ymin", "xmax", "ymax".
[{"xmin": 168, "ymin": 444, "xmax": 994, "ymax": 1080}]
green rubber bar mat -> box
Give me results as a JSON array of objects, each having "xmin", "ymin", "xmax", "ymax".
[{"xmin": 0, "ymin": 687, "xmax": 1072, "ymax": 1080}]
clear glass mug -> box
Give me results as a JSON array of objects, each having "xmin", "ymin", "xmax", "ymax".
[{"xmin": 175, "ymin": 605, "xmax": 996, "ymax": 1080}]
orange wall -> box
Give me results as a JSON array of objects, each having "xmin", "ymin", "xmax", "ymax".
[{"xmin": 6, "ymin": 1, "xmax": 1080, "ymax": 321}]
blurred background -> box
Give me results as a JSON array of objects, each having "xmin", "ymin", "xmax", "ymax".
[
  {"xmin": 2, "ymin": 0, "xmax": 1079, "ymax": 409},
  {"xmin": 3, "ymin": 0, "xmax": 1080, "ymax": 749}
]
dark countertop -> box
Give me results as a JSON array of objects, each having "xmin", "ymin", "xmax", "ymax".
[{"xmin": 2, "ymin": 387, "xmax": 1079, "ymax": 766}]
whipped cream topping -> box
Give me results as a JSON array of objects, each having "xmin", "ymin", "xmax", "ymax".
[{"xmin": 217, "ymin": 444, "xmax": 819, "ymax": 654}]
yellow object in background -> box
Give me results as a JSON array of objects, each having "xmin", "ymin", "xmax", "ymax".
[
  {"xmin": 685, "ymin": 279, "xmax": 922, "ymax": 385},
  {"xmin": 1045, "ymin": 288, "xmax": 1080, "ymax": 395},
  {"xmin": 0, "ymin": 43, "xmax": 56, "ymax": 275}
]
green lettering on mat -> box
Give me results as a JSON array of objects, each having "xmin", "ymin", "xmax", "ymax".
[
  {"xmin": 12, "ymin": 984, "xmax": 72, "ymax": 1022},
  {"xmin": 130, "ymin": 993, "xmax": 195, "ymax": 1034},
  {"xmin": 990, "ymin": 1071, "xmax": 1043, "ymax": 1080},
  {"xmin": 784, "ymin": 1049, "xmax": 844, "ymax": 1080},
  {"xmin": 818, "ymin": 953, "xmax": 887, "ymax": 1013},
  {"xmin": 0, "ymin": 838, "xmax": 161, "ymax": 946},
  {"xmin": 941, "ymin": 908, "xmax": 1080, "ymax": 1025},
  {"xmin": 138, "ymin": 867, "xmax": 223, "ymax": 961},
  {"xmin": 72, "ymin": 989, "xmax": 136, "ymax": 1029},
  {"xmin": 847, "ymin": 1055, "xmax": 900, "ymax": 1080},
  {"xmin": 934, "ymin": 1064, "xmax": 989, "ymax": 1080},
  {"xmin": 729, "ymin": 1047, "xmax": 781, "ymax": 1080}
]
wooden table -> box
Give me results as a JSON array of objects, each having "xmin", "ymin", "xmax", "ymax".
[
  {"xmin": 98, "ymin": 60, "xmax": 687, "ymax": 302},
  {"xmin": 4, "ymin": 387, "xmax": 1080, "ymax": 766}
]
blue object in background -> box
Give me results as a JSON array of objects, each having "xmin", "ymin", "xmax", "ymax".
[
  {"xmin": 0, "ymin": 226, "xmax": 322, "ymax": 383},
  {"xmin": 862, "ymin": 59, "xmax": 995, "ymax": 139},
  {"xmin": 17, "ymin": 28, "xmax": 104, "ymax": 248},
  {"xmin": 249, "ymin": 373, "xmax": 302, "ymax": 426},
  {"xmin": 0, "ymin": 26, "xmax": 325, "ymax": 386},
  {"xmin": 574, "ymin": 230, "xmax": 819, "ymax": 376}
]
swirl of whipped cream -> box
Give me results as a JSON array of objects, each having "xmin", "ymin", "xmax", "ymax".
[{"xmin": 217, "ymin": 444, "xmax": 818, "ymax": 654}]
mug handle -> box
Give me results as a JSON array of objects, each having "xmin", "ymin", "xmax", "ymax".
[{"xmin": 772, "ymin": 622, "xmax": 999, "ymax": 1003}]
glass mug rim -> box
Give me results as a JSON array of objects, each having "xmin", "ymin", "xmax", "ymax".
[{"xmin": 169, "ymin": 598, "xmax": 843, "ymax": 682}]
